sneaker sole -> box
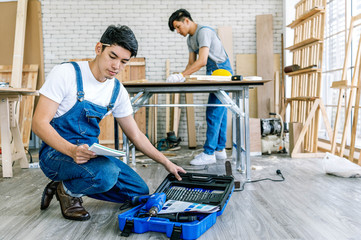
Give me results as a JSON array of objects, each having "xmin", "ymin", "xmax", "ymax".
[{"xmin": 190, "ymin": 160, "xmax": 216, "ymax": 166}]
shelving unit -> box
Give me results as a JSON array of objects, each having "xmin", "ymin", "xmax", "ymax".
[{"xmin": 282, "ymin": 0, "xmax": 332, "ymax": 158}]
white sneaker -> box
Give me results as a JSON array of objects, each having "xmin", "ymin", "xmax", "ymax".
[
  {"xmin": 190, "ymin": 152, "xmax": 216, "ymax": 165},
  {"xmin": 215, "ymin": 149, "xmax": 227, "ymax": 160}
]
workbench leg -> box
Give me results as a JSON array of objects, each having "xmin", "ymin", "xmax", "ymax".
[
  {"xmin": 232, "ymin": 107, "xmax": 237, "ymax": 164},
  {"xmin": 239, "ymin": 90, "xmax": 245, "ymax": 173},
  {"xmin": 244, "ymin": 88, "xmax": 251, "ymax": 181},
  {"xmin": 11, "ymin": 123, "xmax": 28, "ymax": 168},
  {"xmin": 234, "ymin": 91, "xmax": 242, "ymax": 172},
  {"xmin": 0, "ymin": 98, "xmax": 13, "ymax": 177}
]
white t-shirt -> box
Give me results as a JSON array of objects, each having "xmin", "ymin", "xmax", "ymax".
[{"xmin": 39, "ymin": 61, "xmax": 133, "ymax": 119}]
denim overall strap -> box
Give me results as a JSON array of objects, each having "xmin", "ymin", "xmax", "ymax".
[
  {"xmin": 68, "ymin": 62, "xmax": 85, "ymax": 101},
  {"xmin": 194, "ymin": 26, "xmax": 233, "ymax": 75},
  {"xmin": 107, "ymin": 78, "xmax": 120, "ymax": 111}
]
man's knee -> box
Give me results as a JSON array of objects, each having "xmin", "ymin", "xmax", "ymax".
[
  {"xmin": 138, "ymin": 182, "xmax": 149, "ymax": 196},
  {"xmin": 91, "ymin": 161, "xmax": 119, "ymax": 193}
]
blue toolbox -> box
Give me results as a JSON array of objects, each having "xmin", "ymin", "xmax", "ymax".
[{"xmin": 118, "ymin": 172, "xmax": 234, "ymax": 240}]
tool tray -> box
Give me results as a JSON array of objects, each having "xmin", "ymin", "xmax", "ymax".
[{"xmin": 118, "ymin": 172, "xmax": 234, "ymax": 240}]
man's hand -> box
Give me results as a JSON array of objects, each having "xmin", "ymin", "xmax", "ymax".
[
  {"xmin": 71, "ymin": 144, "xmax": 96, "ymax": 164},
  {"xmin": 163, "ymin": 161, "xmax": 187, "ymax": 181},
  {"xmin": 166, "ymin": 73, "xmax": 185, "ymax": 83}
]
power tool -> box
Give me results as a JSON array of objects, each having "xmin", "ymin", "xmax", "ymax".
[{"xmin": 132, "ymin": 192, "xmax": 167, "ymax": 217}]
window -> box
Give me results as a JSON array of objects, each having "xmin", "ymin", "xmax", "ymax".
[{"xmin": 320, "ymin": 0, "xmax": 361, "ymax": 150}]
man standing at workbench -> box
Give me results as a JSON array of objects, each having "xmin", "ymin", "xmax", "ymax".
[
  {"xmin": 167, "ymin": 9, "xmax": 234, "ymax": 165},
  {"xmin": 32, "ymin": 25, "xmax": 186, "ymax": 221}
]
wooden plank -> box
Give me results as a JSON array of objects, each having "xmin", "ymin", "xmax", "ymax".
[
  {"xmin": 19, "ymin": 65, "xmax": 38, "ymax": 147},
  {"xmin": 0, "ymin": 0, "xmax": 45, "ymax": 112},
  {"xmin": 331, "ymin": 17, "xmax": 356, "ymax": 154},
  {"xmin": 172, "ymin": 94, "xmax": 181, "ymax": 136},
  {"xmin": 186, "ymin": 75, "xmax": 231, "ymax": 81},
  {"xmin": 10, "ymin": 0, "xmax": 28, "ymax": 89},
  {"xmin": 287, "ymin": 7, "xmax": 325, "ymax": 28},
  {"xmin": 286, "ymin": 38, "xmax": 322, "ymax": 51},
  {"xmin": 291, "ymin": 99, "xmax": 320, "ymax": 157},
  {"xmin": 250, "ymin": 118, "xmax": 262, "ymax": 155},
  {"xmin": 153, "ymin": 94, "xmax": 158, "ymax": 144},
  {"xmin": 289, "ymin": 122, "xmax": 304, "ymax": 155},
  {"xmin": 349, "ymin": 60, "xmax": 361, "ymax": 162},
  {"xmin": 147, "ymin": 97, "xmax": 154, "ymax": 144},
  {"xmin": 165, "ymin": 60, "xmax": 170, "ymax": 133},
  {"xmin": 236, "ymin": 54, "xmax": 280, "ymax": 118},
  {"xmin": 217, "ymin": 26, "xmax": 234, "ymax": 67},
  {"xmin": 331, "ymin": 80, "xmax": 350, "ymax": 89},
  {"xmin": 338, "ymin": 35, "xmax": 361, "ymax": 157},
  {"xmin": 256, "ymin": 14, "xmax": 274, "ymax": 118},
  {"xmin": 185, "ymin": 93, "xmax": 196, "ymax": 148},
  {"xmin": 236, "ymin": 54, "xmax": 257, "ymax": 118}
]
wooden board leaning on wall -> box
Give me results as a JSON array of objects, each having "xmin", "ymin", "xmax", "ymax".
[{"xmin": 236, "ymin": 54, "xmax": 281, "ymax": 118}]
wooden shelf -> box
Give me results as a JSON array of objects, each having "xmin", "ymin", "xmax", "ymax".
[
  {"xmin": 286, "ymin": 68, "xmax": 321, "ymax": 76},
  {"xmin": 288, "ymin": 7, "xmax": 325, "ymax": 28},
  {"xmin": 286, "ymin": 38, "xmax": 322, "ymax": 51},
  {"xmin": 331, "ymin": 80, "xmax": 358, "ymax": 89}
]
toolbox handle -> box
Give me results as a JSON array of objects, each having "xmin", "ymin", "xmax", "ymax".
[{"xmin": 188, "ymin": 174, "xmax": 212, "ymax": 182}]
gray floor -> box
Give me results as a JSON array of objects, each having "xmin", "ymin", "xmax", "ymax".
[{"xmin": 1, "ymin": 148, "xmax": 361, "ymax": 240}]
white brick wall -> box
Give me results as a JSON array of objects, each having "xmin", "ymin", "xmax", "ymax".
[{"xmin": 40, "ymin": 0, "xmax": 283, "ymax": 146}]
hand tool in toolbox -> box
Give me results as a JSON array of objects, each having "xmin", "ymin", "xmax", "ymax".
[
  {"xmin": 131, "ymin": 192, "xmax": 167, "ymax": 220},
  {"xmin": 118, "ymin": 172, "xmax": 234, "ymax": 240}
]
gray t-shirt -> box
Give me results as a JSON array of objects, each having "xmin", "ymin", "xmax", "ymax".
[{"xmin": 187, "ymin": 24, "xmax": 227, "ymax": 64}]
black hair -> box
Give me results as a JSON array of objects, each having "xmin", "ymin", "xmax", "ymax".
[
  {"xmin": 168, "ymin": 9, "xmax": 193, "ymax": 31},
  {"xmin": 100, "ymin": 25, "xmax": 138, "ymax": 57}
]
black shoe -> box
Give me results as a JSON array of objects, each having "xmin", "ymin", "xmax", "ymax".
[
  {"xmin": 40, "ymin": 181, "xmax": 59, "ymax": 210},
  {"xmin": 55, "ymin": 182, "xmax": 90, "ymax": 221}
]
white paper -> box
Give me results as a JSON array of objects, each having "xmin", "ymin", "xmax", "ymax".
[
  {"xmin": 88, "ymin": 143, "xmax": 126, "ymax": 157},
  {"xmin": 159, "ymin": 200, "xmax": 219, "ymax": 214}
]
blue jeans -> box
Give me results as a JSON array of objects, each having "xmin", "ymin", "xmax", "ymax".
[
  {"xmin": 203, "ymin": 93, "xmax": 228, "ymax": 155},
  {"xmin": 40, "ymin": 147, "xmax": 149, "ymax": 203}
]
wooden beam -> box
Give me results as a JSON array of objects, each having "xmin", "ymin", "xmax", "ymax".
[
  {"xmin": 172, "ymin": 94, "xmax": 181, "ymax": 136},
  {"xmin": 256, "ymin": 14, "xmax": 274, "ymax": 118},
  {"xmin": 185, "ymin": 94, "xmax": 196, "ymax": 148},
  {"xmin": 10, "ymin": 0, "xmax": 28, "ymax": 88},
  {"xmin": 165, "ymin": 60, "xmax": 170, "ymax": 133},
  {"xmin": 349, "ymin": 59, "xmax": 361, "ymax": 162},
  {"xmin": 291, "ymin": 99, "xmax": 320, "ymax": 157},
  {"xmin": 331, "ymin": 17, "xmax": 356, "ymax": 154},
  {"xmin": 338, "ymin": 35, "xmax": 361, "ymax": 157}
]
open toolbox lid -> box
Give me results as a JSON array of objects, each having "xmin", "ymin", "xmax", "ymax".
[
  {"xmin": 119, "ymin": 173, "xmax": 235, "ymax": 240},
  {"xmin": 155, "ymin": 173, "xmax": 234, "ymax": 214}
]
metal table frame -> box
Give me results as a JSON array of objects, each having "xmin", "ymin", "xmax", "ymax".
[{"xmin": 118, "ymin": 81, "xmax": 266, "ymax": 181}]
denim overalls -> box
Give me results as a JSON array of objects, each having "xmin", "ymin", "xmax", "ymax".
[
  {"xmin": 195, "ymin": 26, "xmax": 234, "ymax": 155},
  {"xmin": 39, "ymin": 62, "xmax": 149, "ymax": 203}
]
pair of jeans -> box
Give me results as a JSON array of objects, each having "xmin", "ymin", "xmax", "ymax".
[{"xmin": 40, "ymin": 147, "xmax": 149, "ymax": 203}]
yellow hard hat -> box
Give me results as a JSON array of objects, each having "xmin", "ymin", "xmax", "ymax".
[{"xmin": 212, "ymin": 69, "xmax": 232, "ymax": 76}]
